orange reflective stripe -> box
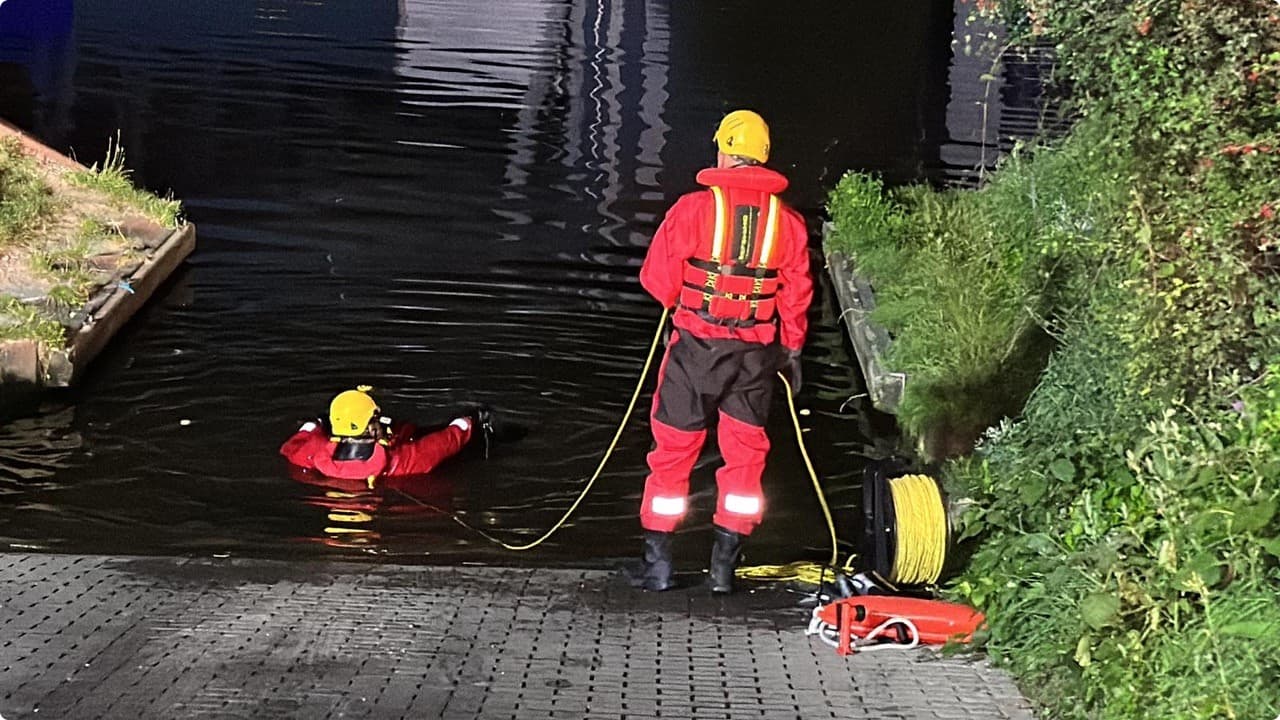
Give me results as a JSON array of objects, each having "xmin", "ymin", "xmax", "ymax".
[
  {"xmin": 747, "ymin": 194, "xmax": 780, "ymax": 318},
  {"xmin": 758, "ymin": 194, "xmax": 779, "ymax": 268},
  {"xmin": 710, "ymin": 186, "xmax": 727, "ymax": 262}
]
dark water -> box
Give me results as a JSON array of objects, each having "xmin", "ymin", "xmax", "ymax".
[{"xmin": 0, "ymin": 0, "xmax": 953, "ymax": 565}]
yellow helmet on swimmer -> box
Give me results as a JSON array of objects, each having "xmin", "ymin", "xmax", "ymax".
[
  {"xmin": 714, "ymin": 110, "xmax": 770, "ymax": 163},
  {"xmin": 329, "ymin": 386, "xmax": 379, "ymax": 437}
]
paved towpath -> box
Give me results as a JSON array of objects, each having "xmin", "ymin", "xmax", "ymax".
[{"xmin": 0, "ymin": 553, "xmax": 1033, "ymax": 719}]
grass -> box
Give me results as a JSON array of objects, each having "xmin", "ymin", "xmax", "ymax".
[
  {"xmin": 65, "ymin": 137, "xmax": 181, "ymax": 229},
  {"xmin": 0, "ymin": 295, "xmax": 65, "ymax": 345},
  {"xmin": 0, "ymin": 132, "xmax": 183, "ymax": 350},
  {"xmin": 825, "ymin": 119, "xmax": 1130, "ymax": 450},
  {"xmin": 0, "ymin": 137, "xmax": 60, "ymax": 250}
]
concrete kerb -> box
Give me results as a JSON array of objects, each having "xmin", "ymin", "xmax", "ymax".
[
  {"xmin": 0, "ymin": 122, "xmax": 196, "ymax": 401},
  {"xmin": 0, "ymin": 340, "xmax": 41, "ymax": 411},
  {"xmin": 822, "ymin": 222, "xmax": 906, "ymax": 414},
  {"xmin": 51, "ymin": 222, "xmax": 196, "ymax": 386}
]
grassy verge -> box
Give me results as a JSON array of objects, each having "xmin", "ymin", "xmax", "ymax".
[
  {"xmin": 826, "ymin": 1, "xmax": 1280, "ymax": 718},
  {"xmin": 0, "ymin": 134, "xmax": 182, "ymax": 347},
  {"xmin": 0, "ymin": 137, "xmax": 60, "ymax": 250},
  {"xmin": 828, "ymin": 118, "xmax": 1130, "ymax": 445}
]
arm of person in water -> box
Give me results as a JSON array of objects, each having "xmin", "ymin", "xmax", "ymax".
[
  {"xmin": 382, "ymin": 417, "xmax": 473, "ymax": 476},
  {"xmin": 279, "ymin": 420, "xmax": 327, "ymax": 469}
]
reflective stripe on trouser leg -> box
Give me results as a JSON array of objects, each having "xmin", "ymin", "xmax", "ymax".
[
  {"xmin": 713, "ymin": 410, "xmax": 768, "ymax": 535},
  {"xmin": 641, "ymin": 418, "xmax": 707, "ymax": 532}
]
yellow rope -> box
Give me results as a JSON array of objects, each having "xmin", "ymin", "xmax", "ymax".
[
  {"xmin": 393, "ymin": 307, "xmax": 670, "ymax": 551},
  {"xmin": 782, "ymin": 372, "xmax": 838, "ymax": 568},
  {"xmin": 735, "ymin": 556, "xmax": 857, "ymax": 584},
  {"xmin": 732, "ymin": 372, "xmax": 845, "ymax": 583},
  {"xmin": 886, "ymin": 474, "xmax": 947, "ymax": 585},
  {"xmin": 384, "ymin": 307, "xmax": 945, "ymax": 587}
]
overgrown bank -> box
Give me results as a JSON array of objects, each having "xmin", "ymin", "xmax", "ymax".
[
  {"xmin": 826, "ymin": 1, "xmax": 1279, "ymax": 718},
  {"xmin": 0, "ymin": 131, "xmax": 182, "ymax": 352}
]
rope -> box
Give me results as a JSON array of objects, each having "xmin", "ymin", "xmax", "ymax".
[
  {"xmin": 886, "ymin": 474, "xmax": 947, "ymax": 585},
  {"xmin": 779, "ymin": 373, "xmax": 839, "ymax": 568},
  {"xmin": 732, "ymin": 372, "xmax": 845, "ymax": 584},
  {"xmin": 391, "ymin": 307, "xmax": 670, "ymax": 551},
  {"xmin": 383, "ymin": 307, "xmax": 900, "ymax": 580},
  {"xmin": 805, "ymin": 605, "xmax": 921, "ymax": 653},
  {"xmin": 735, "ymin": 558, "xmax": 855, "ymax": 585}
]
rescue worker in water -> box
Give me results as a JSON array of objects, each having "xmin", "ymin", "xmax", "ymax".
[
  {"xmin": 629, "ymin": 110, "xmax": 814, "ymax": 593},
  {"xmin": 280, "ymin": 386, "xmax": 486, "ymax": 486}
]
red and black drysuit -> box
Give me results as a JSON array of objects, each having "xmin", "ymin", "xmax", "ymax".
[
  {"xmin": 279, "ymin": 418, "xmax": 472, "ymax": 490},
  {"xmin": 638, "ymin": 165, "xmax": 813, "ymax": 536}
]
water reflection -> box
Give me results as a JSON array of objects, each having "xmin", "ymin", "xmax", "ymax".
[
  {"xmin": 0, "ymin": 0, "xmax": 75, "ymax": 135},
  {"xmin": 288, "ymin": 463, "xmax": 456, "ymax": 551},
  {"xmin": 0, "ymin": 405, "xmax": 79, "ymax": 486}
]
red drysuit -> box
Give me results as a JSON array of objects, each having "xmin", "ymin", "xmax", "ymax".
[
  {"xmin": 638, "ymin": 165, "xmax": 813, "ymax": 536},
  {"xmin": 279, "ymin": 418, "xmax": 472, "ymax": 485}
]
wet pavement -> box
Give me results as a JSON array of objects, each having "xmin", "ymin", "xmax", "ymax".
[{"xmin": 0, "ymin": 553, "xmax": 1033, "ymax": 719}]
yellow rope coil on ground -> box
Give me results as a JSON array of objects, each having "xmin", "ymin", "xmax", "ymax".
[
  {"xmin": 887, "ymin": 474, "xmax": 947, "ymax": 586},
  {"xmin": 735, "ymin": 556, "xmax": 856, "ymax": 585}
]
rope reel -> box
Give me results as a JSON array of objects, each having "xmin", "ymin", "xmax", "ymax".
[{"xmin": 863, "ymin": 465, "xmax": 949, "ymax": 586}]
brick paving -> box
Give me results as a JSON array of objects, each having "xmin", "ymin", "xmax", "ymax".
[{"xmin": 0, "ymin": 554, "xmax": 1033, "ymax": 719}]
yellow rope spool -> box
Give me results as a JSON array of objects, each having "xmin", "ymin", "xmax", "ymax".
[{"xmin": 886, "ymin": 474, "xmax": 947, "ymax": 586}]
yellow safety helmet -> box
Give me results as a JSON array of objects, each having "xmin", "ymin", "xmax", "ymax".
[
  {"xmin": 329, "ymin": 387, "xmax": 379, "ymax": 437},
  {"xmin": 714, "ymin": 110, "xmax": 770, "ymax": 163}
]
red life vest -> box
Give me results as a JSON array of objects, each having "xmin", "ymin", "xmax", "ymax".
[
  {"xmin": 311, "ymin": 441, "xmax": 389, "ymax": 482},
  {"xmin": 677, "ymin": 185, "xmax": 782, "ymax": 327}
]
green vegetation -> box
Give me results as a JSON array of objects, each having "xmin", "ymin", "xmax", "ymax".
[
  {"xmin": 828, "ymin": 121, "xmax": 1130, "ymax": 443},
  {"xmin": 0, "ymin": 295, "xmax": 65, "ymax": 345},
  {"xmin": 0, "ymin": 137, "xmax": 59, "ymax": 249},
  {"xmin": 1, "ymin": 134, "xmax": 183, "ymax": 348},
  {"xmin": 66, "ymin": 138, "xmax": 181, "ymax": 229},
  {"xmin": 29, "ymin": 220, "xmax": 116, "ymax": 315},
  {"xmin": 826, "ymin": 1, "xmax": 1279, "ymax": 717}
]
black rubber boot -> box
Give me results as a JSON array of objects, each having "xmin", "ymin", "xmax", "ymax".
[
  {"xmin": 708, "ymin": 525, "xmax": 746, "ymax": 594},
  {"xmin": 622, "ymin": 530, "xmax": 675, "ymax": 591}
]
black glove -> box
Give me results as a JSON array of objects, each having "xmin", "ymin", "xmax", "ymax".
[{"xmin": 780, "ymin": 348, "xmax": 802, "ymax": 395}]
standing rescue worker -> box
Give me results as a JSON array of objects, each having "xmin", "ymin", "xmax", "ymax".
[
  {"xmin": 280, "ymin": 386, "xmax": 486, "ymax": 487},
  {"xmin": 630, "ymin": 110, "xmax": 813, "ymax": 593}
]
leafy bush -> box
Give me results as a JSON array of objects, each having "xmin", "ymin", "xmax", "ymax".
[
  {"xmin": 950, "ymin": 337, "xmax": 1280, "ymax": 719},
  {"xmin": 828, "ymin": 0, "xmax": 1280, "ymax": 717}
]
